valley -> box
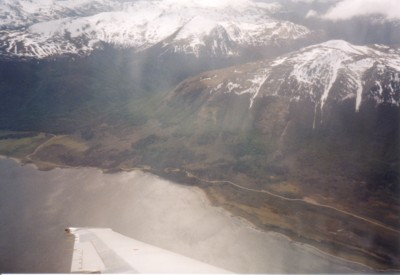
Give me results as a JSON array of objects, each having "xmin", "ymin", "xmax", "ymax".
[
  {"xmin": 1, "ymin": 0, "xmax": 399, "ymax": 273},
  {"xmin": 1, "ymin": 45, "xmax": 399, "ymax": 270},
  {"xmin": 0, "ymin": 156, "xmax": 374, "ymax": 273},
  {"xmin": 1, "ymin": 97, "xmax": 399, "ymax": 271}
]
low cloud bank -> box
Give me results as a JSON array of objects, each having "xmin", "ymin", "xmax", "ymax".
[{"xmin": 306, "ymin": 0, "xmax": 400, "ymax": 21}]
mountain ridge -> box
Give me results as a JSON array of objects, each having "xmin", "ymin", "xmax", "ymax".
[
  {"xmin": 179, "ymin": 40, "xmax": 400, "ymax": 129},
  {"xmin": 0, "ymin": 3, "xmax": 399, "ymax": 272},
  {"xmin": 0, "ymin": 0, "xmax": 312, "ymax": 59}
]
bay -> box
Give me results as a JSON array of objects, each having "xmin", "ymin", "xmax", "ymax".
[{"xmin": 0, "ymin": 157, "xmax": 367, "ymax": 273}]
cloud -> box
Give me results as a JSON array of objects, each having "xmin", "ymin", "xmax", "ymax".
[
  {"xmin": 290, "ymin": 0, "xmax": 315, "ymax": 3},
  {"xmin": 316, "ymin": 0, "xmax": 400, "ymax": 21},
  {"xmin": 290, "ymin": 0, "xmax": 338, "ymax": 3},
  {"xmin": 306, "ymin": 9, "xmax": 318, "ymax": 18}
]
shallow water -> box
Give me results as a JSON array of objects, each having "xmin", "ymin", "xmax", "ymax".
[{"xmin": 0, "ymin": 157, "xmax": 367, "ymax": 273}]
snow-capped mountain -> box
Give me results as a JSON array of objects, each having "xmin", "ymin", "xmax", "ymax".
[
  {"xmin": 0, "ymin": 0, "xmax": 312, "ymax": 59},
  {"xmin": 185, "ymin": 40, "xmax": 400, "ymax": 127},
  {"xmin": 0, "ymin": 0, "xmax": 117, "ymax": 29}
]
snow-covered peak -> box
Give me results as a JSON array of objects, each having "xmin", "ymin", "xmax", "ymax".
[
  {"xmin": 161, "ymin": 0, "xmax": 250, "ymax": 9},
  {"xmin": 176, "ymin": 16, "xmax": 218, "ymax": 38},
  {"xmin": 295, "ymin": 40, "xmax": 400, "ymax": 72},
  {"xmin": 0, "ymin": 0, "xmax": 311, "ymax": 59},
  {"xmin": 139, "ymin": 0, "xmax": 281, "ymax": 11},
  {"xmin": 0, "ymin": 0, "xmax": 117, "ymax": 29},
  {"xmin": 313, "ymin": 40, "xmax": 370, "ymax": 55},
  {"xmin": 197, "ymin": 40, "xmax": 400, "ymax": 124}
]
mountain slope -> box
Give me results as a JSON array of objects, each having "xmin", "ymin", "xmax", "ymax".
[
  {"xmin": 0, "ymin": 35, "xmax": 399, "ymax": 270},
  {"xmin": 150, "ymin": 40, "xmax": 400, "ymax": 269},
  {"xmin": 160, "ymin": 40, "xmax": 400, "ymax": 221},
  {"xmin": 180, "ymin": 40, "xmax": 400, "ymax": 128},
  {"xmin": 0, "ymin": 0, "xmax": 313, "ymax": 59}
]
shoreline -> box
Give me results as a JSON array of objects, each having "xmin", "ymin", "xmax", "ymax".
[{"xmin": 0, "ymin": 154, "xmax": 390, "ymax": 272}]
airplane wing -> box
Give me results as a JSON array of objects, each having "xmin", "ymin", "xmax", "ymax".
[{"xmin": 65, "ymin": 227, "xmax": 231, "ymax": 273}]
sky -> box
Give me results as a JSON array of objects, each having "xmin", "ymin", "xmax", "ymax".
[
  {"xmin": 265, "ymin": 0, "xmax": 400, "ymax": 45},
  {"xmin": 304, "ymin": 0, "xmax": 400, "ymax": 21}
]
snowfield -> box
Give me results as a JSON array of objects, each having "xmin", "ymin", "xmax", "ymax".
[{"xmin": 0, "ymin": 0, "xmax": 310, "ymax": 58}]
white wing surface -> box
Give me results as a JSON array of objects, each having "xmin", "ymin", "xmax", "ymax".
[{"xmin": 65, "ymin": 227, "xmax": 230, "ymax": 273}]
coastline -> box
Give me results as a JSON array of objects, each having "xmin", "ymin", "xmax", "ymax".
[{"xmin": 0, "ymin": 155, "xmax": 380, "ymax": 273}]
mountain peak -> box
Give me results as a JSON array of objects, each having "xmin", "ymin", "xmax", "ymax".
[
  {"xmin": 152, "ymin": 0, "xmax": 281, "ymax": 10},
  {"xmin": 160, "ymin": 0, "xmax": 252, "ymax": 9},
  {"xmin": 187, "ymin": 40, "xmax": 400, "ymax": 127},
  {"xmin": 0, "ymin": 0, "xmax": 309, "ymax": 59},
  {"xmin": 318, "ymin": 39, "xmax": 367, "ymax": 54}
]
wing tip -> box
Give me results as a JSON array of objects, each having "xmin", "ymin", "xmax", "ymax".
[{"xmin": 65, "ymin": 227, "xmax": 78, "ymax": 234}]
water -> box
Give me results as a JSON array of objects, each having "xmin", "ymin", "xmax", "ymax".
[{"xmin": 0, "ymin": 157, "xmax": 367, "ymax": 273}]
